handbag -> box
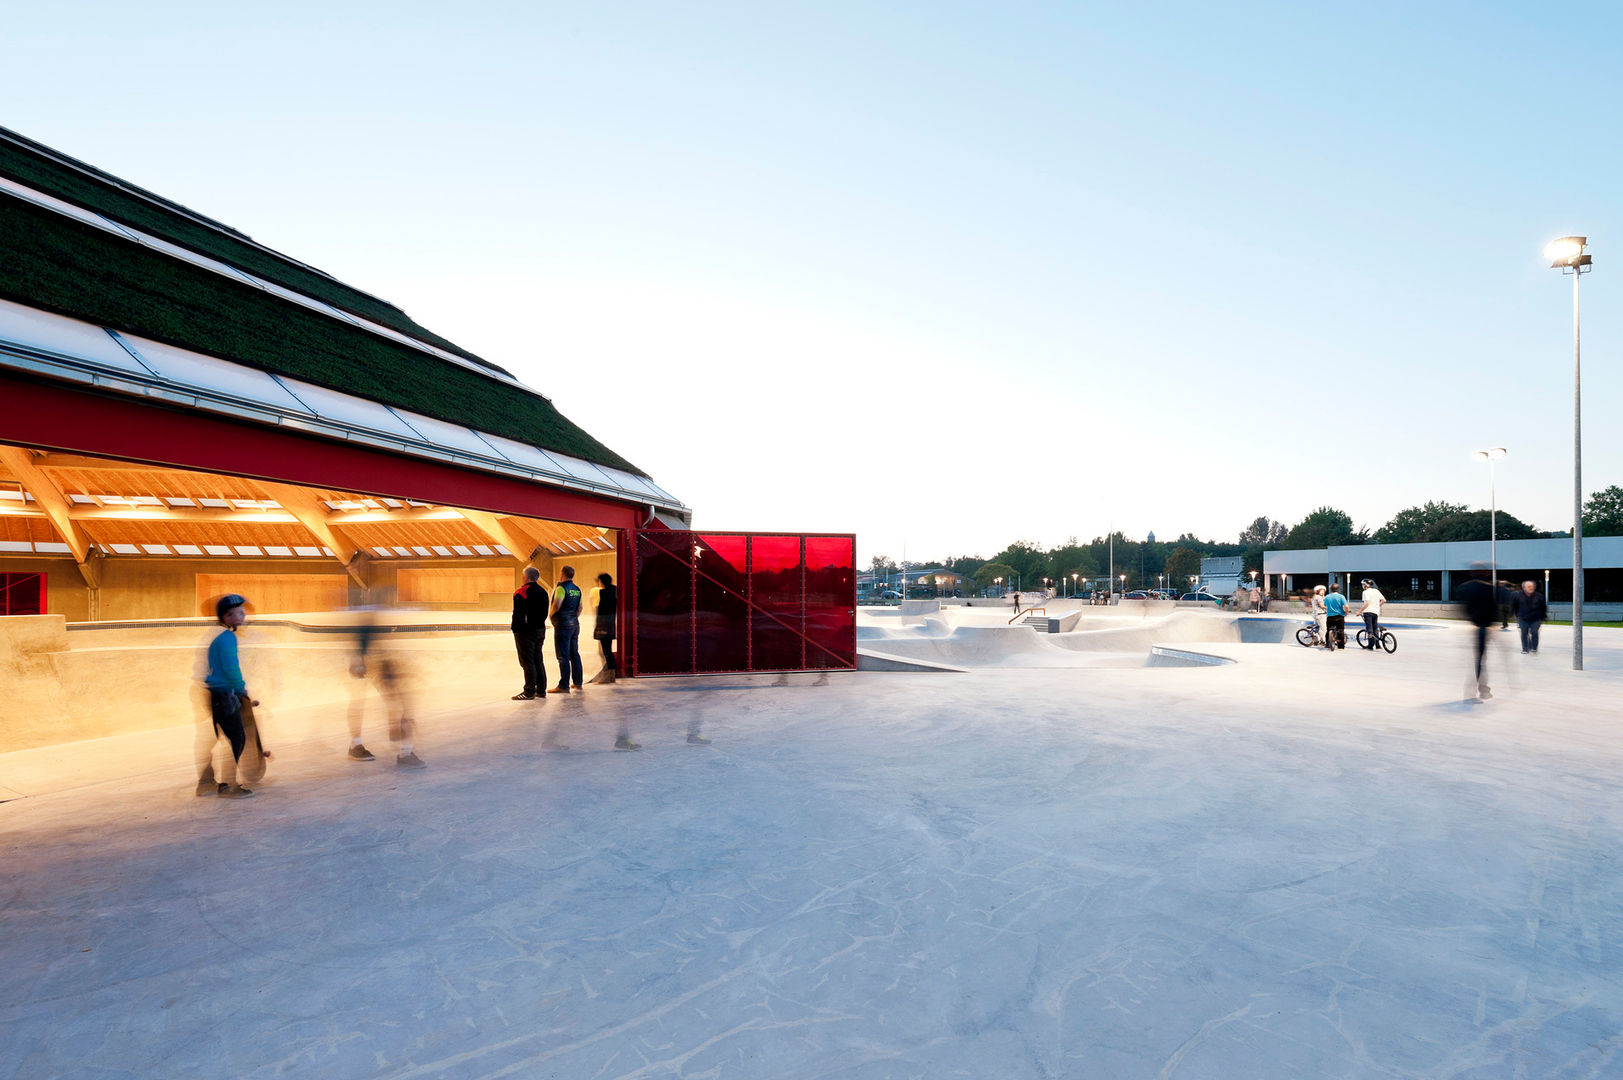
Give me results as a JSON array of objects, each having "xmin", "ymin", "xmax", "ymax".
[{"xmin": 592, "ymin": 626, "xmax": 612, "ymax": 640}]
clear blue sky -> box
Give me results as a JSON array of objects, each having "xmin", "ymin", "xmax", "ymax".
[{"xmin": 6, "ymin": 2, "xmax": 1620, "ymax": 564}]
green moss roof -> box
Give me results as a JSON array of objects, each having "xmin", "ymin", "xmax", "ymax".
[
  {"xmin": 0, "ymin": 127, "xmax": 501, "ymax": 373},
  {"xmin": 0, "ymin": 194, "xmax": 645, "ymax": 476}
]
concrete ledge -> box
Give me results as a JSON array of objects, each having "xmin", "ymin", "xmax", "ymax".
[
  {"xmin": 1148, "ymin": 645, "xmax": 1235, "ymax": 667},
  {"xmin": 856, "ymin": 649, "xmax": 966, "ymax": 673}
]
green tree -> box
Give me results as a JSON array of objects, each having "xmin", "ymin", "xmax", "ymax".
[
  {"xmin": 991, "ymin": 540, "xmax": 1047, "ymax": 588},
  {"xmin": 1583, "ymin": 486, "xmax": 1623, "ymax": 536},
  {"xmin": 1415, "ymin": 510, "xmax": 1537, "ymax": 543},
  {"xmin": 1283, "ymin": 507, "xmax": 1359, "ymax": 549},
  {"xmin": 974, "ymin": 561, "xmax": 1018, "ymax": 592},
  {"xmin": 1164, "ymin": 546, "xmax": 1202, "ymax": 587},
  {"xmin": 1238, "ymin": 516, "xmax": 1288, "ymax": 547},
  {"xmin": 1373, "ymin": 501, "xmax": 1470, "ymax": 544},
  {"xmin": 867, "ymin": 554, "xmax": 898, "ymax": 575}
]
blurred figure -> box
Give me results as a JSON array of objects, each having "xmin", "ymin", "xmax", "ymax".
[
  {"xmin": 1311, "ymin": 585, "xmax": 1329, "ymax": 649},
  {"xmin": 511, "ymin": 566, "xmax": 549, "ymax": 700},
  {"xmin": 346, "ymin": 607, "xmax": 425, "ymax": 769},
  {"xmin": 1012, "ymin": 591, "xmax": 1021, "ymax": 614},
  {"xmin": 1248, "ymin": 584, "xmax": 1261, "ymax": 612},
  {"xmin": 1458, "ymin": 568, "xmax": 1497, "ymax": 699},
  {"xmin": 195, "ymin": 593, "xmax": 260, "ymax": 799},
  {"xmin": 550, "ymin": 564, "xmax": 585, "ymax": 694},
  {"xmin": 589, "ymin": 572, "xmax": 619, "ymax": 685},
  {"xmin": 1512, "ymin": 579, "xmax": 1547, "ymax": 654},
  {"xmin": 1357, "ymin": 578, "xmax": 1386, "ymax": 651}
]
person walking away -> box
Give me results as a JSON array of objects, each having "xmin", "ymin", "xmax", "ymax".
[
  {"xmin": 1512, "ymin": 579, "xmax": 1547, "ymax": 654},
  {"xmin": 1458, "ymin": 569, "xmax": 1497, "ymax": 699},
  {"xmin": 1248, "ymin": 584, "xmax": 1261, "ymax": 612},
  {"xmin": 1323, "ymin": 583, "xmax": 1349, "ymax": 650},
  {"xmin": 1012, "ymin": 591, "xmax": 1021, "ymax": 614},
  {"xmin": 1357, "ymin": 578, "xmax": 1386, "ymax": 650},
  {"xmin": 196, "ymin": 594, "xmax": 259, "ymax": 799},
  {"xmin": 346, "ymin": 606, "xmax": 425, "ymax": 768},
  {"xmin": 550, "ymin": 565, "xmax": 586, "ymax": 694},
  {"xmin": 1311, "ymin": 585, "xmax": 1329, "ymax": 649},
  {"xmin": 589, "ymin": 573, "xmax": 619, "ymax": 684},
  {"xmin": 511, "ymin": 566, "xmax": 549, "ymax": 700}
]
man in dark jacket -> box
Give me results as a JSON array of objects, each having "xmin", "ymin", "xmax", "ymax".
[
  {"xmin": 511, "ymin": 566, "xmax": 549, "ymax": 700},
  {"xmin": 1511, "ymin": 580, "xmax": 1548, "ymax": 654},
  {"xmin": 1458, "ymin": 569, "xmax": 1497, "ymax": 699}
]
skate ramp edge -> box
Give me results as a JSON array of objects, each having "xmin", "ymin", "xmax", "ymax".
[
  {"xmin": 856, "ymin": 648, "xmax": 968, "ymax": 673},
  {"xmin": 1147, "ymin": 645, "xmax": 1235, "ymax": 667}
]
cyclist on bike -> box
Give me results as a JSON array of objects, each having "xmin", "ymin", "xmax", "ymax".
[
  {"xmin": 1323, "ymin": 583, "xmax": 1349, "ymax": 650},
  {"xmin": 1358, "ymin": 577, "xmax": 1386, "ymax": 651}
]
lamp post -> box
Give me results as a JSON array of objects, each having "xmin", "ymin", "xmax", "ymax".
[
  {"xmin": 1071, "ymin": 572, "xmax": 1078, "ymax": 598},
  {"xmin": 1547, "ymin": 236, "xmax": 1592, "ymax": 670},
  {"xmin": 994, "ymin": 576, "xmax": 1003, "ymax": 597},
  {"xmin": 1119, "ymin": 573, "xmax": 1126, "ymax": 600},
  {"xmin": 1474, "ymin": 447, "xmax": 1507, "ymax": 597}
]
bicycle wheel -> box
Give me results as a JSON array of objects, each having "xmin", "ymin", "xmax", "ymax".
[
  {"xmin": 1380, "ymin": 630, "xmax": 1397, "ymax": 654},
  {"xmin": 1355, "ymin": 629, "xmax": 1372, "ymax": 650},
  {"xmin": 1296, "ymin": 627, "xmax": 1317, "ymax": 647}
]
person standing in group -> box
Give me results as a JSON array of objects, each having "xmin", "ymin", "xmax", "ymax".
[
  {"xmin": 1323, "ymin": 583, "xmax": 1348, "ymax": 650},
  {"xmin": 1458, "ymin": 567, "xmax": 1498, "ymax": 699},
  {"xmin": 1512, "ymin": 579, "xmax": 1548, "ymax": 654},
  {"xmin": 550, "ymin": 565, "xmax": 585, "ymax": 694},
  {"xmin": 589, "ymin": 572, "xmax": 619, "ymax": 685},
  {"xmin": 196, "ymin": 593, "xmax": 259, "ymax": 799},
  {"xmin": 1311, "ymin": 585, "xmax": 1329, "ymax": 649},
  {"xmin": 1248, "ymin": 584, "xmax": 1261, "ymax": 612},
  {"xmin": 511, "ymin": 566, "xmax": 549, "ymax": 700},
  {"xmin": 1357, "ymin": 578, "xmax": 1386, "ymax": 651}
]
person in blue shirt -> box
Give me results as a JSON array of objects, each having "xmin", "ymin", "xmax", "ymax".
[
  {"xmin": 1322, "ymin": 583, "xmax": 1349, "ymax": 651},
  {"xmin": 549, "ymin": 564, "xmax": 586, "ymax": 695},
  {"xmin": 197, "ymin": 593, "xmax": 259, "ymax": 798}
]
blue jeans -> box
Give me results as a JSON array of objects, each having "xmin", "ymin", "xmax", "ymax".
[
  {"xmin": 552, "ymin": 618, "xmax": 583, "ymax": 688},
  {"xmin": 1519, "ymin": 619, "xmax": 1541, "ymax": 653}
]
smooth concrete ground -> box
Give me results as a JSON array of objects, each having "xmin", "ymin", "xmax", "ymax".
[{"xmin": 3, "ymin": 614, "xmax": 1622, "ymax": 1077}]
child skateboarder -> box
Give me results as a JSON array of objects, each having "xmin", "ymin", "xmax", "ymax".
[{"xmin": 195, "ymin": 593, "xmax": 263, "ymax": 799}]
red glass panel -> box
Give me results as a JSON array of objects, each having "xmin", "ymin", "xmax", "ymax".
[
  {"xmin": 633, "ymin": 531, "xmax": 694, "ymax": 675},
  {"xmin": 694, "ymin": 534, "xmax": 749, "ymax": 672},
  {"xmin": 804, "ymin": 536, "xmax": 855, "ymax": 669},
  {"xmin": 0, "ymin": 572, "xmax": 45, "ymax": 616},
  {"xmin": 750, "ymin": 535, "xmax": 803, "ymax": 671},
  {"xmin": 630, "ymin": 531, "xmax": 854, "ymax": 676}
]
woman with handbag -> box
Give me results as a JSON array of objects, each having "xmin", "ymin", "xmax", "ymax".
[{"xmin": 590, "ymin": 572, "xmax": 619, "ymax": 685}]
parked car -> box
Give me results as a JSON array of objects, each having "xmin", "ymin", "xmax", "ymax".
[
  {"xmin": 877, "ymin": 590, "xmax": 902, "ymax": 601},
  {"xmin": 1179, "ymin": 592, "xmax": 1224, "ymax": 604},
  {"xmin": 1123, "ymin": 590, "xmax": 1151, "ymax": 599}
]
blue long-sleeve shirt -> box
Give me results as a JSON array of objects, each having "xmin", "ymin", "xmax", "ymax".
[{"xmin": 204, "ymin": 628, "xmax": 246, "ymax": 693}]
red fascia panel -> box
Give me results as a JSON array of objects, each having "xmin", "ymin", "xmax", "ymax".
[{"xmin": 0, "ymin": 373, "xmax": 644, "ymax": 529}]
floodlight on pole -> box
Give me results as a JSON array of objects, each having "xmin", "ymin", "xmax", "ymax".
[
  {"xmin": 1474, "ymin": 447, "xmax": 1507, "ymax": 597},
  {"xmin": 1546, "ymin": 235, "xmax": 1592, "ymax": 670}
]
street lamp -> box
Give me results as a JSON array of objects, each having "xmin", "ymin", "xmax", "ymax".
[
  {"xmin": 1547, "ymin": 235, "xmax": 1592, "ymax": 670},
  {"xmin": 1474, "ymin": 447, "xmax": 1507, "ymax": 598},
  {"xmin": 1119, "ymin": 573, "xmax": 1126, "ymax": 600},
  {"xmin": 994, "ymin": 576, "xmax": 1003, "ymax": 597}
]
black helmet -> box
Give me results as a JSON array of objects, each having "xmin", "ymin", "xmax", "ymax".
[
  {"xmin": 1360, "ymin": 578, "xmax": 1374, "ymax": 588},
  {"xmin": 215, "ymin": 593, "xmax": 247, "ymax": 622}
]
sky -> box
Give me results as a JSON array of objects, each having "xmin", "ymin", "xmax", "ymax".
[{"xmin": 5, "ymin": 2, "xmax": 1621, "ymax": 566}]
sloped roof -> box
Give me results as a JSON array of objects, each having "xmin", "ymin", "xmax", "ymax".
[{"xmin": 0, "ymin": 127, "xmax": 649, "ymax": 480}]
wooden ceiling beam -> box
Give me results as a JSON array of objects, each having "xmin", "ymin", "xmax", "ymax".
[
  {"xmin": 459, "ymin": 508, "xmax": 541, "ymax": 567},
  {"xmin": 0, "ymin": 446, "xmax": 101, "ymax": 588},
  {"xmin": 257, "ymin": 481, "xmax": 369, "ymax": 588}
]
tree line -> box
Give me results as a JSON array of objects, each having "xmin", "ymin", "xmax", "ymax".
[{"xmin": 870, "ymin": 485, "xmax": 1623, "ymax": 593}]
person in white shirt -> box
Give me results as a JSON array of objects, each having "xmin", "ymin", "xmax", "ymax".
[
  {"xmin": 1311, "ymin": 585, "xmax": 1329, "ymax": 648},
  {"xmin": 1358, "ymin": 578, "xmax": 1387, "ymax": 650}
]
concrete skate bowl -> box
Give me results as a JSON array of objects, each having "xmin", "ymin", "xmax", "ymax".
[{"xmin": 856, "ymin": 611, "xmax": 1290, "ymax": 672}]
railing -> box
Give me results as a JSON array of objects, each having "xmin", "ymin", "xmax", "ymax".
[{"xmin": 1009, "ymin": 606, "xmax": 1046, "ymax": 625}]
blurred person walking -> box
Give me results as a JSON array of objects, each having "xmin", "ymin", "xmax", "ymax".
[
  {"xmin": 1511, "ymin": 580, "xmax": 1548, "ymax": 654},
  {"xmin": 346, "ymin": 607, "xmax": 425, "ymax": 768},
  {"xmin": 195, "ymin": 594, "xmax": 261, "ymax": 799},
  {"xmin": 588, "ymin": 572, "xmax": 619, "ymax": 685},
  {"xmin": 1323, "ymin": 583, "xmax": 1348, "ymax": 650},
  {"xmin": 550, "ymin": 565, "xmax": 585, "ymax": 694},
  {"xmin": 511, "ymin": 566, "xmax": 549, "ymax": 700},
  {"xmin": 1459, "ymin": 568, "xmax": 1498, "ymax": 699},
  {"xmin": 1357, "ymin": 578, "xmax": 1386, "ymax": 651}
]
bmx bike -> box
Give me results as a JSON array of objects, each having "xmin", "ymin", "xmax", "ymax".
[{"xmin": 1355, "ymin": 625, "xmax": 1398, "ymax": 653}]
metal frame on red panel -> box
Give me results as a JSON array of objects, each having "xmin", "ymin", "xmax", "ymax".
[
  {"xmin": 628, "ymin": 530, "xmax": 856, "ymax": 677},
  {"xmin": 0, "ymin": 570, "xmax": 46, "ymax": 616}
]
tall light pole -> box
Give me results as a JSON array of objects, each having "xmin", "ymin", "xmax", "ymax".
[
  {"xmin": 1547, "ymin": 236, "xmax": 1592, "ymax": 670},
  {"xmin": 1474, "ymin": 447, "xmax": 1507, "ymax": 595}
]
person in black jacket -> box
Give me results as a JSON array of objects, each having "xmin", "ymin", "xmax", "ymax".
[
  {"xmin": 1458, "ymin": 568, "xmax": 1497, "ymax": 699},
  {"xmin": 511, "ymin": 566, "xmax": 549, "ymax": 700},
  {"xmin": 1511, "ymin": 580, "xmax": 1548, "ymax": 654},
  {"xmin": 590, "ymin": 572, "xmax": 619, "ymax": 684}
]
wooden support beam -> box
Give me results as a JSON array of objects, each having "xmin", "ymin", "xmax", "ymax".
[
  {"xmin": 459, "ymin": 508, "xmax": 542, "ymax": 567},
  {"xmin": 0, "ymin": 446, "xmax": 101, "ymax": 588},
  {"xmin": 258, "ymin": 481, "xmax": 369, "ymax": 590}
]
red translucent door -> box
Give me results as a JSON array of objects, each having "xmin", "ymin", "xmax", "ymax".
[{"xmin": 629, "ymin": 531, "xmax": 855, "ymax": 676}]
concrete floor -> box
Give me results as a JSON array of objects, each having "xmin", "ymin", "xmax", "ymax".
[{"xmin": 3, "ymin": 615, "xmax": 1622, "ymax": 1077}]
